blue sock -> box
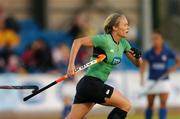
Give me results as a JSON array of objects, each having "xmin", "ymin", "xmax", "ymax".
[
  {"xmin": 159, "ymin": 108, "xmax": 167, "ymax": 119},
  {"xmin": 145, "ymin": 108, "xmax": 153, "ymax": 119},
  {"xmin": 61, "ymin": 105, "xmax": 71, "ymax": 119}
]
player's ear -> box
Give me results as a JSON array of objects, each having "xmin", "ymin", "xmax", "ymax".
[{"xmin": 112, "ymin": 26, "xmax": 118, "ymax": 31}]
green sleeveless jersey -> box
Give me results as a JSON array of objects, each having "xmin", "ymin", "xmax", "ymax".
[{"xmin": 86, "ymin": 34, "xmax": 131, "ymax": 82}]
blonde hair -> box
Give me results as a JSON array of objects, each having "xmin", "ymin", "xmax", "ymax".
[{"xmin": 104, "ymin": 13, "xmax": 125, "ymax": 34}]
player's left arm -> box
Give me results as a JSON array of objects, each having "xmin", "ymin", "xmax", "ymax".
[
  {"xmin": 125, "ymin": 48, "xmax": 143, "ymax": 67},
  {"xmin": 122, "ymin": 39, "xmax": 143, "ymax": 67},
  {"xmin": 168, "ymin": 55, "xmax": 180, "ymax": 73}
]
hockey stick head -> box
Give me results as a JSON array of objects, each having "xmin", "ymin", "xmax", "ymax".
[{"xmin": 32, "ymin": 86, "xmax": 39, "ymax": 93}]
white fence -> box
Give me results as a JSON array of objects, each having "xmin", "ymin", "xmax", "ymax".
[{"xmin": 0, "ymin": 71, "xmax": 180, "ymax": 112}]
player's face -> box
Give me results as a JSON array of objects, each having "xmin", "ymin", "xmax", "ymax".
[
  {"xmin": 152, "ymin": 33, "xmax": 164, "ymax": 48},
  {"xmin": 115, "ymin": 16, "xmax": 129, "ymax": 38}
]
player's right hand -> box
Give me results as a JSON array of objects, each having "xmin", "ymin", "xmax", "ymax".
[{"xmin": 67, "ymin": 64, "xmax": 75, "ymax": 77}]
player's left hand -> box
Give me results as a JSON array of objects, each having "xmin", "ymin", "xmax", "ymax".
[
  {"xmin": 130, "ymin": 47, "xmax": 142, "ymax": 59},
  {"xmin": 140, "ymin": 78, "xmax": 145, "ymax": 86},
  {"xmin": 167, "ymin": 67, "xmax": 177, "ymax": 73}
]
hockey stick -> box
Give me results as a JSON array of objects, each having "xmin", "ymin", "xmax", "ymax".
[
  {"xmin": 0, "ymin": 85, "xmax": 39, "ymax": 93},
  {"xmin": 23, "ymin": 54, "xmax": 106, "ymax": 101}
]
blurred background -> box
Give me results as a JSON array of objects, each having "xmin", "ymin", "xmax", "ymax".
[{"xmin": 0, "ymin": 0, "xmax": 180, "ymax": 119}]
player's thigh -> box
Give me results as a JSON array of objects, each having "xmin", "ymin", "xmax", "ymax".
[
  {"xmin": 103, "ymin": 89, "xmax": 131, "ymax": 112},
  {"xmin": 147, "ymin": 94, "xmax": 156, "ymax": 108},
  {"xmin": 66, "ymin": 103, "xmax": 95, "ymax": 119},
  {"xmin": 159, "ymin": 93, "xmax": 169, "ymax": 107}
]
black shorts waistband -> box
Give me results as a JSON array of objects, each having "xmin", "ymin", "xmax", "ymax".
[{"xmin": 83, "ymin": 75, "xmax": 104, "ymax": 83}]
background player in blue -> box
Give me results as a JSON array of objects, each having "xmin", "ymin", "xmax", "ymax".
[{"xmin": 140, "ymin": 30, "xmax": 180, "ymax": 119}]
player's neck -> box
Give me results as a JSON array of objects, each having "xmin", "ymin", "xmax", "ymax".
[
  {"xmin": 154, "ymin": 46, "xmax": 163, "ymax": 54},
  {"xmin": 111, "ymin": 32, "xmax": 121, "ymax": 44}
]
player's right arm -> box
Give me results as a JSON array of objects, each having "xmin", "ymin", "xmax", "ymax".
[
  {"xmin": 140, "ymin": 59, "xmax": 148, "ymax": 86},
  {"xmin": 67, "ymin": 37, "xmax": 93, "ymax": 77},
  {"xmin": 67, "ymin": 35, "xmax": 105, "ymax": 77}
]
